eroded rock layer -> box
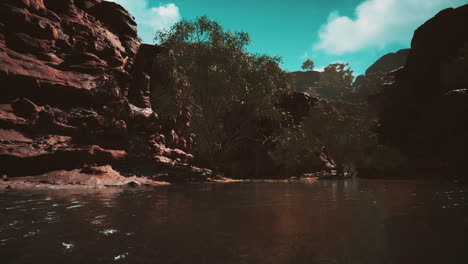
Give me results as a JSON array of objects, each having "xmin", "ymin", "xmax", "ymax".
[{"xmin": 0, "ymin": 0, "xmax": 211, "ymax": 181}]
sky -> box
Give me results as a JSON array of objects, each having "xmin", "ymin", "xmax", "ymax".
[{"xmin": 109, "ymin": 0, "xmax": 465, "ymax": 76}]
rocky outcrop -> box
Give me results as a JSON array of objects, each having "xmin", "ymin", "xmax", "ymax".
[
  {"xmin": 129, "ymin": 44, "xmax": 195, "ymax": 153},
  {"xmin": 370, "ymin": 5, "xmax": 468, "ymax": 173},
  {"xmin": 366, "ymin": 49, "xmax": 410, "ymax": 75},
  {"xmin": 354, "ymin": 49, "xmax": 410, "ymax": 93},
  {"xmin": 0, "ymin": 165, "xmax": 171, "ymax": 190},
  {"xmin": 0, "ymin": 0, "xmax": 211, "ymax": 182}
]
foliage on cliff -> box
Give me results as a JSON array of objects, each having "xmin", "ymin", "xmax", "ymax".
[
  {"xmin": 155, "ymin": 16, "xmax": 293, "ymax": 166},
  {"xmin": 270, "ymin": 98, "xmax": 406, "ymax": 174},
  {"xmin": 355, "ymin": 72, "xmax": 390, "ymax": 99},
  {"xmin": 271, "ymin": 100, "xmax": 369, "ymax": 171},
  {"xmin": 153, "ymin": 16, "xmax": 408, "ymax": 176},
  {"xmin": 311, "ymin": 63, "xmax": 354, "ymax": 100}
]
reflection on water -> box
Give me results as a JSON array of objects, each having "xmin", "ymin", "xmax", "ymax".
[{"xmin": 1, "ymin": 179, "xmax": 468, "ymax": 264}]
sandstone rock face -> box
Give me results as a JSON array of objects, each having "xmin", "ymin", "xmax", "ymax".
[
  {"xmin": 0, "ymin": 165, "xmax": 171, "ymax": 190},
  {"xmin": 128, "ymin": 44, "xmax": 194, "ymax": 153},
  {"xmin": 0, "ymin": 0, "xmax": 211, "ymax": 181},
  {"xmin": 371, "ymin": 5, "xmax": 468, "ymax": 172}
]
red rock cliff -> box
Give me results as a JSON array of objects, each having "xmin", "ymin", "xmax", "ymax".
[{"xmin": 0, "ymin": 0, "xmax": 211, "ymax": 181}]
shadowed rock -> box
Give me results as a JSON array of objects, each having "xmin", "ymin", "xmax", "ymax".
[
  {"xmin": 371, "ymin": 4, "xmax": 468, "ymax": 174},
  {"xmin": 365, "ymin": 49, "xmax": 410, "ymax": 75}
]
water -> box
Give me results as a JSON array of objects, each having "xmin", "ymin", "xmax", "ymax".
[{"xmin": 1, "ymin": 179, "xmax": 468, "ymax": 264}]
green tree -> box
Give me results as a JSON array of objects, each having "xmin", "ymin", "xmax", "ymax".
[
  {"xmin": 315, "ymin": 63, "xmax": 354, "ymax": 100},
  {"xmin": 155, "ymin": 16, "xmax": 292, "ymax": 168},
  {"xmin": 304, "ymin": 100, "xmax": 376, "ymax": 172},
  {"xmin": 301, "ymin": 59, "xmax": 315, "ymax": 71},
  {"xmin": 269, "ymin": 98, "xmax": 378, "ymax": 175}
]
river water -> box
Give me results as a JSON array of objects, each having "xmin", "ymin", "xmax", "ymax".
[{"xmin": 1, "ymin": 179, "xmax": 468, "ymax": 264}]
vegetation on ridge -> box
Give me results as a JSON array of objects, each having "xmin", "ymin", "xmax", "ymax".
[
  {"xmin": 154, "ymin": 15, "xmax": 406, "ymax": 176},
  {"xmin": 155, "ymin": 16, "xmax": 293, "ymax": 168}
]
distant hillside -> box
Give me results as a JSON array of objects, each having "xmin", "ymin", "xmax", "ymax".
[
  {"xmin": 292, "ymin": 49, "xmax": 410, "ymax": 93},
  {"xmin": 289, "ymin": 71, "xmax": 321, "ymax": 92}
]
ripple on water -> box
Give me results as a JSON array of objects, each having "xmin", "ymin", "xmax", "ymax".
[
  {"xmin": 5, "ymin": 206, "xmax": 22, "ymax": 210},
  {"xmin": 23, "ymin": 230, "xmax": 40, "ymax": 238},
  {"xmin": 66, "ymin": 204, "xmax": 84, "ymax": 209},
  {"xmin": 91, "ymin": 219, "xmax": 103, "ymax": 225},
  {"xmin": 100, "ymin": 229, "xmax": 118, "ymax": 235},
  {"xmin": 114, "ymin": 252, "xmax": 129, "ymax": 261},
  {"xmin": 44, "ymin": 212, "xmax": 59, "ymax": 223},
  {"xmin": 62, "ymin": 242, "xmax": 74, "ymax": 250},
  {"xmin": 0, "ymin": 237, "xmax": 14, "ymax": 246},
  {"xmin": 13, "ymin": 199, "xmax": 40, "ymax": 205},
  {"xmin": 1, "ymin": 180, "xmax": 467, "ymax": 264},
  {"xmin": 91, "ymin": 215, "xmax": 107, "ymax": 225},
  {"xmin": 44, "ymin": 217, "xmax": 56, "ymax": 223},
  {"xmin": 0, "ymin": 221, "xmax": 21, "ymax": 232}
]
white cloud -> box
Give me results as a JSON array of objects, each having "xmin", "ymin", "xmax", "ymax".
[
  {"xmin": 313, "ymin": 0, "xmax": 462, "ymax": 55},
  {"xmin": 108, "ymin": 1, "xmax": 181, "ymax": 43},
  {"xmin": 315, "ymin": 66, "xmax": 325, "ymax": 72},
  {"xmin": 147, "ymin": 4, "xmax": 181, "ymax": 32}
]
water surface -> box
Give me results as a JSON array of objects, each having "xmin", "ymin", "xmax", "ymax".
[{"xmin": 1, "ymin": 179, "xmax": 468, "ymax": 264}]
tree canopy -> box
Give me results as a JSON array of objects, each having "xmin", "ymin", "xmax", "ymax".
[
  {"xmin": 314, "ymin": 63, "xmax": 354, "ymax": 100},
  {"xmin": 301, "ymin": 59, "xmax": 315, "ymax": 71},
  {"xmin": 155, "ymin": 16, "xmax": 292, "ymax": 167},
  {"xmin": 154, "ymin": 16, "xmax": 405, "ymax": 176}
]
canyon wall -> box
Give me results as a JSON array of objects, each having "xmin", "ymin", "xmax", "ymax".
[
  {"xmin": 370, "ymin": 4, "xmax": 468, "ymax": 174},
  {"xmin": 0, "ymin": 0, "xmax": 211, "ymax": 181}
]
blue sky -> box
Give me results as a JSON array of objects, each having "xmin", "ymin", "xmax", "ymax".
[{"xmin": 110, "ymin": 0, "xmax": 465, "ymax": 76}]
